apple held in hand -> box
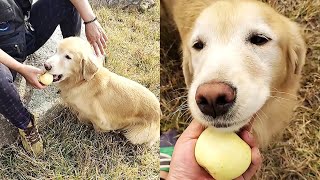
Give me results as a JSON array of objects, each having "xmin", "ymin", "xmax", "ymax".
[
  {"xmin": 39, "ymin": 72, "xmax": 53, "ymax": 85},
  {"xmin": 195, "ymin": 126, "xmax": 251, "ymax": 180}
]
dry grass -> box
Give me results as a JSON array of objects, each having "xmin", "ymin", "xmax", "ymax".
[
  {"xmin": 0, "ymin": 2, "xmax": 160, "ymax": 179},
  {"xmin": 160, "ymin": 0, "xmax": 320, "ymax": 179}
]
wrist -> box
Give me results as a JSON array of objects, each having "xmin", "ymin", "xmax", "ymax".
[
  {"xmin": 82, "ymin": 11, "xmax": 96, "ymax": 23},
  {"xmin": 84, "ymin": 17, "xmax": 97, "ymax": 25},
  {"xmin": 15, "ymin": 62, "xmax": 25, "ymax": 73}
]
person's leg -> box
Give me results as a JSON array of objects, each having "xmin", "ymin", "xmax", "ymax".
[
  {"xmin": 0, "ymin": 64, "xmax": 32, "ymax": 130},
  {"xmin": 59, "ymin": 6, "xmax": 81, "ymax": 38},
  {"xmin": 26, "ymin": 0, "xmax": 81, "ymax": 55},
  {"xmin": 0, "ymin": 64, "xmax": 43, "ymax": 156}
]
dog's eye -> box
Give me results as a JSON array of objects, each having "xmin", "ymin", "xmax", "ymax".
[
  {"xmin": 193, "ymin": 40, "xmax": 205, "ymax": 50},
  {"xmin": 249, "ymin": 34, "xmax": 271, "ymax": 45},
  {"xmin": 65, "ymin": 55, "xmax": 71, "ymax": 60}
]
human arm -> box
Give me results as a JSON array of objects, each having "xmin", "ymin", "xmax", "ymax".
[
  {"xmin": 0, "ymin": 49, "xmax": 45, "ymax": 89},
  {"xmin": 69, "ymin": 0, "xmax": 107, "ymax": 56}
]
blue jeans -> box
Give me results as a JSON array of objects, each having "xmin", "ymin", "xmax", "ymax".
[{"xmin": 0, "ymin": 0, "xmax": 81, "ymax": 130}]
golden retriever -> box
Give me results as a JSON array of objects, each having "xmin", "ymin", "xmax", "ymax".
[
  {"xmin": 44, "ymin": 37, "xmax": 160, "ymax": 145},
  {"xmin": 161, "ymin": 0, "xmax": 306, "ymax": 148}
]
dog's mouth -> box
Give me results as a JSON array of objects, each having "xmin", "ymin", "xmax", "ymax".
[
  {"xmin": 214, "ymin": 121, "xmax": 235, "ymax": 128},
  {"xmin": 203, "ymin": 116, "xmax": 251, "ymax": 132},
  {"xmin": 53, "ymin": 74, "xmax": 63, "ymax": 82}
]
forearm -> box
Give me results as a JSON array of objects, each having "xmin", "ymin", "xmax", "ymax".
[
  {"xmin": 0, "ymin": 49, "xmax": 23, "ymax": 72},
  {"xmin": 70, "ymin": 0, "xmax": 96, "ymax": 22}
]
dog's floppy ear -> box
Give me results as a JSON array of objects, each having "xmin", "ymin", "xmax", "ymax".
[
  {"xmin": 287, "ymin": 22, "xmax": 306, "ymax": 75},
  {"xmin": 81, "ymin": 55, "xmax": 98, "ymax": 81},
  {"xmin": 182, "ymin": 45, "xmax": 194, "ymax": 87}
]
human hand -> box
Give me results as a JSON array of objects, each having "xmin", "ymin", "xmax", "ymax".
[
  {"xmin": 235, "ymin": 124, "xmax": 262, "ymax": 180},
  {"xmin": 166, "ymin": 120, "xmax": 262, "ymax": 180},
  {"xmin": 85, "ymin": 20, "xmax": 108, "ymax": 56},
  {"xmin": 18, "ymin": 64, "xmax": 46, "ymax": 89}
]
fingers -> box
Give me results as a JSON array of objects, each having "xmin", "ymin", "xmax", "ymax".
[
  {"xmin": 234, "ymin": 176, "xmax": 245, "ymax": 180},
  {"xmin": 34, "ymin": 81, "xmax": 46, "ymax": 89},
  {"xmin": 97, "ymin": 39, "xmax": 105, "ymax": 55},
  {"xmin": 236, "ymin": 131, "xmax": 262, "ymax": 180},
  {"xmin": 240, "ymin": 130, "xmax": 257, "ymax": 148},
  {"xmin": 93, "ymin": 42, "xmax": 101, "ymax": 56},
  {"xmin": 85, "ymin": 22, "xmax": 107, "ymax": 56},
  {"xmin": 100, "ymin": 28, "xmax": 108, "ymax": 48},
  {"xmin": 36, "ymin": 68, "xmax": 46, "ymax": 75},
  {"xmin": 31, "ymin": 67, "xmax": 46, "ymax": 89},
  {"xmin": 241, "ymin": 123, "xmax": 253, "ymax": 133},
  {"xmin": 93, "ymin": 39, "xmax": 106, "ymax": 56},
  {"xmin": 100, "ymin": 32, "xmax": 107, "ymax": 48},
  {"xmin": 242, "ymin": 147, "xmax": 262, "ymax": 180},
  {"xmin": 180, "ymin": 120, "xmax": 206, "ymax": 139},
  {"xmin": 100, "ymin": 37, "xmax": 106, "ymax": 49},
  {"xmin": 101, "ymin": 32, "xmax": 108, "ymax": 48}
]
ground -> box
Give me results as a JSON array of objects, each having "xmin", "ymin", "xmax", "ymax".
[
  {"xmin": 160, "ymin": 0, "xmax": 319, "ymax": 179},
  {"xmin": 0, "ymin": 3, "xmax": 160, "ymax": 180}
]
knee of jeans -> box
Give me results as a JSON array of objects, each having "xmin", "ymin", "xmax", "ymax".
[{"xmin": 0, "ymin": 65, "xmax": 14, "ymax": 87}]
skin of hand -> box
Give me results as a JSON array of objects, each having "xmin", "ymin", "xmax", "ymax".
[
  {"xmin": 166, "ymin": 120, "xmax": 262, "ymax": 180},
  {"xmin": 0, "ymin": 49, "xmax": 45, "ymax": 89},
  {"xmin": 70, "ymin": 0, "xmax": 108, "ymax": 56},
  {"xmin": 85, "ymin": 20, "xmax": 108, "ymax": 56},
  {"xmin": 18, "ymin": 64, "xmax": 46, "ymax": 89}
]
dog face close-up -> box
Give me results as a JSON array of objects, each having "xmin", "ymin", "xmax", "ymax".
[
  {"xmin": 184, "ymin": 1, "xmax": 305, "ymax": 132},
  {"xmin": 44, "ymin": 37, "xmax": 98, "ymax": 83}
]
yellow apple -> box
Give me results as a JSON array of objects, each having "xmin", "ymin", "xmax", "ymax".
[
  {"xmin": 39, "ymin": 72, "xmax": 53, "ymax": 85},
  {"xmin": 195, "ymin": 126, "xmax": 251, "ymax": 180}
]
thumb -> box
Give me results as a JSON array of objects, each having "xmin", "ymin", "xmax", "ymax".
[
  {"xmin": 180, "ymin": 120, "xmax": 207, "ymax": 139},
  {"xmin": 34, "ymin": 67, "xmax": 45, "ymax": 75}
]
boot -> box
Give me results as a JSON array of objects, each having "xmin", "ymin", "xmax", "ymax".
[{"xmin": 18, "ymin": 115, "xmax": 43, "ymax": 156}]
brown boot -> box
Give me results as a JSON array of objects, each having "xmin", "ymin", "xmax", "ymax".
[{"xmin": 18, "ymin": 115, "xmax": 43, "ymax": 156}]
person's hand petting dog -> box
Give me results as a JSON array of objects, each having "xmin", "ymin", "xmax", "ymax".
[
  {"xmin": 70, "ymin": 0, "xmax": 108, "ymax": 56},
  {"xmin": 85, "ymin": 20, "xmax": 107, "ymax": 56},
  {"xmin": 166, "ymin": 120, "xmax": 262, "ymax": 180}
]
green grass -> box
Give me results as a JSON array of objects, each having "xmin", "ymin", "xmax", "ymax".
[
  {"xmin": 160, "ymin": 0, "xmax": 320, "ymax": 179},
  {"xmin": 0, "ymin": 2, "xmax": 160, "ymax": 180},
  {"xmin": 98, "ymin": 5, "xmax": 160, "ymax": 96}
]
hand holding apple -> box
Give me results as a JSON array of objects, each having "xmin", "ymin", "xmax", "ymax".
[
  {"xmin": 166, "ymin": 120, "xmax": 262, "ymax": 180},
  {"xmin": 195, "ymin": 127, "xmax": 251, "ymax": 180}
]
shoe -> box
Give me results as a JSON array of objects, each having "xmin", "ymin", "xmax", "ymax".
[{"xmin": 18, "ymin": 115, "xmax": 43, "ymax": 156}]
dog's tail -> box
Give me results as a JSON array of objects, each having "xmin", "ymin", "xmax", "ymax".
[{"xmin": 124, "ymin": 120, "xmax": 160, "ymax": 146}]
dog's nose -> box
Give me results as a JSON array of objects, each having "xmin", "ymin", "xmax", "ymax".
[
  {"xmin": 195, "ymin": 82, "xmax": 236, "ymax": 118},
  {"xmin": 44, "ymin": 63, "xmax": 52, "ymax": 71}
]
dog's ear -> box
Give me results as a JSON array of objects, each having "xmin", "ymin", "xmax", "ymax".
[
  {"xmin": 81, "ymin": 56, "xmax": 98, "ymax": 81},
  {"xmin": 287, "ymin": 22, "xmax": 306, "ymax": 75}
]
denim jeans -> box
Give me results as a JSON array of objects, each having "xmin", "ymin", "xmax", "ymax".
[{"xmin": 0, "ymin": 0, "xmax": 81, "ymax": 130}]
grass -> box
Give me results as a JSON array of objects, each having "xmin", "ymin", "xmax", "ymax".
[
  {"xmin": 160, "ymin": 0, "xmax": 320, "ymax": 179},
  {"xmin": 0, "ymin": 2, "xmax": 160, "ymax": 180}
]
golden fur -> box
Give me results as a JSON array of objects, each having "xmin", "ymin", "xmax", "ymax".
[
  {"xmin": 46, "ymin": 37, "xmax": 160, "ymax": 145},
  {"xmin": 161, "ymin": 0, "xmax": 306, "ymax": 148}
]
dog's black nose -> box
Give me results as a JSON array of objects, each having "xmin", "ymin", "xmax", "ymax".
[
  {"xmin": 44, "ymin": 63, "xmax": 52, "ymax": 71},
  {"xmin": 195, "ymin": 82, "xmax": 236, "ymax": 118}
]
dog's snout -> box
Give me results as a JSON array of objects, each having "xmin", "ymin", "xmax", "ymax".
[
  {"xmin": 44, "ymin": 63, "xmax": 52, "ymax": 71},
  {"xmin": 195, "ymin": 82, "xmax": 236, "ymax": 118}
]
